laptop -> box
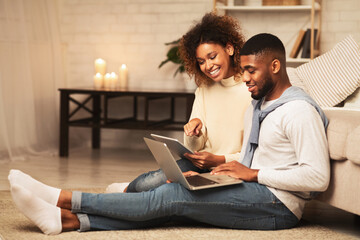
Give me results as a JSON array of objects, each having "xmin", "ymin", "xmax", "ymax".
[{"xmin": 144, "ymin": 137, "xmax": 243, "ymax": 191}]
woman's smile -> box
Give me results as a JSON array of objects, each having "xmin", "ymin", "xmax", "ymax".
[{"xmin": 209, "ymin": 67, "xmax": 220, "ymax": 77}]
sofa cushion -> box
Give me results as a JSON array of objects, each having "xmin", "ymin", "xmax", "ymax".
[
  {"xmin": 347, "ymin": 125, "xmax": 360, "ymax": 165},
  {"xmin": 324, "ymin": 107, "xmax": 360, "ymax": 164},
  {"xmin": 344, "ymin": 87, "xmax": 360, "ymax": 109},
  {"xmin": 296, "ymin": 35, "xmax": 360, "ymax": 107}
]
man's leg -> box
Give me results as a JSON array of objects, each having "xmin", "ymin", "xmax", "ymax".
[
  {"xmin": 8, "ymin": 169, "xmax": 61, "ymax": 205},
  {"xmin": 10, "ymin": 170, "xmax": 298, "ymax": 232},
  {"xmin": 10, "ymin": 184, "xmax": 62, "ymax": 235},
  {"xmin": 72, "ymin": 182, "xmax": 299, "ymax": 231},
  {"xmin": 125, "ymin": 158, "xmax": 209, "ymax": 192}
]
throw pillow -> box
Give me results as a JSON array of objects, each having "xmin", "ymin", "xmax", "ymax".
[
  {"xmin": 296, "ymin": 35, "xmax": 360, "ymax": 107},
  {"xmin": 287, "ymin": 67, "xmax": 309, "ymax": 93}
]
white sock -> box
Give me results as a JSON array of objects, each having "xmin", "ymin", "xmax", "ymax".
[
  {"xmin": 8, "ymin": 169, "xmax": 61, "ymax": 206},
  {"xmin": 105, "ymin": 182, "xmax": 129, "ymax": 193},
  {"xmin": 11, "ymin": 184, "xmax": 62, "ymax": 235}
]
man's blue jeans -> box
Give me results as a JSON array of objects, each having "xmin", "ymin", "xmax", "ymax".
[
  {"xmin": 72, "ymin": 182, "xmax": 299, "ymax": 231},
  {"xmin": 127, "ymin": 158, "xmax": 209, "ymax": 192}
]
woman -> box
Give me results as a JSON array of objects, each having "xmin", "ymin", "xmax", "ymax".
[{"xmin": 107, "ymin": 12, "xmax": 252, "ymax": 193}]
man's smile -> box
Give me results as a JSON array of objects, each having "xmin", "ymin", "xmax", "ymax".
[{"xmin": 246, "ymin": 84, "xmax": 256, "ymax": 92}]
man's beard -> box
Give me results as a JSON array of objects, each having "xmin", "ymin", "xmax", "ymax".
[{"xmin": 251, "ymin": 75, "xmax": 274, "ymax": 100}]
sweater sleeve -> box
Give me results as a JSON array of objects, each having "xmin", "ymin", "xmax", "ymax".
[
  {"xmin": 183, "ymin": 87, "xmax": 207, "ymax": 152},
  {"xmin": 224, "ymin": 152, "xmax": 242, "ymax": 163},
  {"xmin": 257, "ymin": 104, "xmax": 330, "ymax": 192},
  {"xmin": 231, "ymin": 106, "xmax": 252, "ymax": 163},
  {"xmin": 224, "ymin": 129, "xmax": 244, "ymax": 162}
]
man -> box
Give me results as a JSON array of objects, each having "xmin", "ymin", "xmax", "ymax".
[
  {"xmin": 9, "ymin": 33, "xmax": 330, "ymax": 234},
  {"xmin": 212, "ymin": 33, "xmax": 330, "ymax": 220}
]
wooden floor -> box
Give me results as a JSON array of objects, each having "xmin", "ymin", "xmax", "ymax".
[
  {"xmin": 1, "ymin": 147, "xmax": 359, "ymax": 238},
  {"xmin": 0, "ymin": 147, "xmax": 158, "ymax": 191}
]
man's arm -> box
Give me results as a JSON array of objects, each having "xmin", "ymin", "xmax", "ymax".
[{"xmin": 257, "ymin": 103, "xmax": 330, "ymax": 192}]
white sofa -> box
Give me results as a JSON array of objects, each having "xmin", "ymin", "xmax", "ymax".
[
  {"xmin": 316, "ymin": 108, "xmax": 360, "ymax": 215},
  {"xmin": 287, "ymin": 35, "xmax": 360, "ymax": 216}
]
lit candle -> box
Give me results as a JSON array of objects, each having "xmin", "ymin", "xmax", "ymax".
[
  {"xmin": 94, "ymin": 58, "xmax": 106, "ymax": 76},
  {"xmin": 110, "ymin": 72, "xmax": 118, "ymax": 89},
  {"xmin": 104, "ymin": 73, "xmax": 111, "ymax": 89},
  {"xmin": 93, "ymin": 73, "xmax": 103, "ymax": 89},
  {"xmin": 119, "ymin": 64, "xmax": 128, "ymax": 88}
]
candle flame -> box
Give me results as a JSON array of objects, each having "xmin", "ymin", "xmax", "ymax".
[{"xmin": 95, "ymin": 58, "xmax": 105, "ymax": 64}]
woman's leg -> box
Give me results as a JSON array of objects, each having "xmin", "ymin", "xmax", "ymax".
[{"xmin": 126, "ymin": 158, "xmax": 209, "ymax": 192}]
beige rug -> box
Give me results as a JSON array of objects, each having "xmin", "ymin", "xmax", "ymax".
[{"xmin": 0, "ymin": 190, "xmax": 357, "ymax": 240}]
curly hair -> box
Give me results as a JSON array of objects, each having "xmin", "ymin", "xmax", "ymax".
[{"xmin": 179, "ymin": 13, "xmax": 245, "ymax": 87}]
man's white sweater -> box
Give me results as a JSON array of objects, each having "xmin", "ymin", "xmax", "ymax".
[{"xmin": 239, "ymin": 99, "xmax": 330, "ymax": 219}]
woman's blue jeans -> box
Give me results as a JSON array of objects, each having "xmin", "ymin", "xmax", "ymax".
[
  {"xmin": 72, "ymin": 182, "xmax": 299, "ymax": 231},
  {"xmin": 126, "ymin": 158, "xmax": 209, "ymax": 192}
]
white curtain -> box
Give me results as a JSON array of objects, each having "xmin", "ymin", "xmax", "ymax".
[{"xmin": 0, "ymin": 0, "xmax": 65, "ymax": 162}]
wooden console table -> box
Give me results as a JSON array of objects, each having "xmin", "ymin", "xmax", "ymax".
[{"xmin": 59, "ymin": 87, "xmax": 195, "ymax": 157}]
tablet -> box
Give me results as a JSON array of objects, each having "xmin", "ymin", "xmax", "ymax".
[{"xmin": 150, "ymin": 134, "xmax": 193, "ymax": 158}]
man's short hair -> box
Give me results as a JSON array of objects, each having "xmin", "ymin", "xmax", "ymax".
[{"xmin": 240, "ymin": 33, "xmax": 286, "ymax": 60}]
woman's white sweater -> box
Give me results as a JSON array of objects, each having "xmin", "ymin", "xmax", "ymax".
[{"xmin": 184, "ymin": 76, "xmax": 252, "ymax": 162}]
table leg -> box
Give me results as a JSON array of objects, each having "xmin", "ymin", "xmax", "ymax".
[
  {"xmin": 133, "ymin": 96, "xmax": 138, "ymax": 120},
  {"xmin": 92, "ymin": 94, "xmax": 101, "ymax": 149},
  {"xmin": 170, "ymin": 97, "xmax": 175, "ymax": 122},
  {"xmin": 59, "ymin": 91, "xmax": 69, "ymax": 157},
  {"xmin": 185, "ymin": 95, "xmax": 195, "ymax": 121},
  {"xmin": 144, "ymin": 96, "xmax": 149, "ymax": 127}
]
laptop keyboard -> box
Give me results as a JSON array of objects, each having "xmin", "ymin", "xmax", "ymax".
[{"xmin": 186, "ymin": 175, "xmax": 218, "ymax": 187}]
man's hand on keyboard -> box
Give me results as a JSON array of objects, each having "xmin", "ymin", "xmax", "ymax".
[{"xmin": 211, "ymin": 161, "xmax": 259, "ymax": 182}]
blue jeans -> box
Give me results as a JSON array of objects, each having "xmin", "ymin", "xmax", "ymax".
[
  {"xmin": 127, "ymin": 158, "xmax": 209, "ymax": 192},
  {"xmin": 71, "ymin": 182, "xmax": 299, "ymax": 231}
]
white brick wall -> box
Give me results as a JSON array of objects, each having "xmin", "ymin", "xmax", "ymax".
[
  {"xmin": 321, "ymin": 0, "xmax": 360, "ymax": 52},
  {"xmin": 59, "ymin": 0, "xmax": 211, "ymax": 91},
  {"xmin": 58, "ymin": 0, "xmax": 360, "ymax": 149},
  {"xmin": 60, "ymin": 0, "xmax": 360, "ymax": 89}
]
